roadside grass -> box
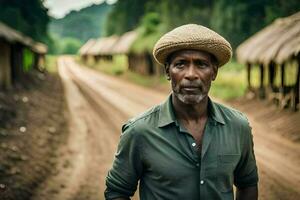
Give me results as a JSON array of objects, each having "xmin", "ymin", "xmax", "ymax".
[
  {"xmin": 75, "ymin": 55, "xmax": 253, "ymax": 100},
  {"xmin": 210, "ymin": 61, "xmax": 247, "ymax": 100},
  {"xmin": 45, "ymin": 55, "xmax": 59, "ymax": 73}
]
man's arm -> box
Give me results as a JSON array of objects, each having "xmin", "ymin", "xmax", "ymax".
[
  {"xmin": 234, "ymin": 117, "xmax": 259, "ymax": 200},
  {"xmin": 105, "ymin": 123, "xmax": 142, "ymax": 200},
  {"xmin": 236, "ymin": 185, "xmax": 258, "ymax": 200}
]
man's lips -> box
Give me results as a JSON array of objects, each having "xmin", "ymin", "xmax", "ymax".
[{"xmin": 181, "ymin": 86, "xmax": 201, "ymax": 92}]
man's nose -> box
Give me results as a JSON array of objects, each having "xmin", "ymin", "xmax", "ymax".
[{"xmin": 185, "ymin": 64, "xmax": 199, "ymax": 80}]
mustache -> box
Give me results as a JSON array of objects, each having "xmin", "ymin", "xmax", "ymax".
[{"xmin": 180, "ymin": 80, "xmax": 203, "ymax": 88}]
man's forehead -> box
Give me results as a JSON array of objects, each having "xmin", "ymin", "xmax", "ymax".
[{"xmin": 168, "ymin": 49, "xmax": 213, "ymax": 62}]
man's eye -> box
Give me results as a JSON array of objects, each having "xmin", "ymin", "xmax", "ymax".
[
  {"xmin": 174, "ymin": 62, "xmax": 185, "ymax": 68},
  {"xmin": 196, "ymin": 61, "xmax": 209, "ymax": 68}
]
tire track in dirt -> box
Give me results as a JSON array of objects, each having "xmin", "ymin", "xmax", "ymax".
[
  {"xmin": 69, "ymin": 59, "xmax": 166, "ymax": 115},
  {"xmin": 33, "ymin": 57, "xmax": 142, "ymax": 200}
]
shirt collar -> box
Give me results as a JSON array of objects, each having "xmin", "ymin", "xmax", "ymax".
[
  {"xmin": 207, "ymin": 97, "xmax": 226, "ymax": 125},
  {"xmin": 158, "ymin": 94, "xmax": 178, "ymax": 127},
  {"xmin": 158, "ymin": 94, "xmax": 225, "ymax": 128}
]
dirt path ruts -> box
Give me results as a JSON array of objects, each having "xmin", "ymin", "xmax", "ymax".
[{"xmin": 33, "ymin": 56, "xmax": 300, "ymax": 200}]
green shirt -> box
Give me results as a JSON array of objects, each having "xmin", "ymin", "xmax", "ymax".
[{"xmin": 105, "ymin": 95, "xmax": 258, "ymax": 200}]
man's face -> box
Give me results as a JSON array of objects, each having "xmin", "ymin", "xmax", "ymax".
[{"xmin": 166, "ymin": 50, "xmax": 218, "ymax": 105}]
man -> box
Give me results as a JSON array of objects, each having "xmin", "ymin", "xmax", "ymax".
[{"xmin": 105, "ymin": 24, "xmax": 258, "ymax": 200}]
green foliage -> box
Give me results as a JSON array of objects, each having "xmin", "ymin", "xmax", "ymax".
[
  {"xmin": 210, "ymin": 61, "xmax": 247, "ymax": 100},
  {"xmin": 104, "ymin": 0, "xmax": 300, "ymax": 51},
  {"xmin": 210, "ymin": 0, "xmax": 300, "ymax": 49},
  {"xmin": 23, "ymin": 48, "xmax": 34, "ymax": 72},
  {"xmin": 104, "ymin": 0, "xmax": 148, "ymax": 36},
  {"xmin": 60, "ymin": 38, "xmax": 82, "ymax": 55},
  {"xmin": 0, "ymin": 0, "xmax": 50, "ymax": 43},
  {"xmin": 45, "ymin": 55, "xmax": 58, "ymax": 73},
  {"xmin": 49, "ymin": 3, "xmax": 111, "ymax": 42},
  {"xmin": 131, "ymin": 12, "xmax": 164, "ymax": 53}
]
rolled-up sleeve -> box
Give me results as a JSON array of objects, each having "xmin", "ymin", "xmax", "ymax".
[
  {"xmin": 234, "ymin": 121, "xmax": 259, "ymax": 189},
  {"xmin": 105, "ymin": 123, "xmax": 143, "ymax": 200}
]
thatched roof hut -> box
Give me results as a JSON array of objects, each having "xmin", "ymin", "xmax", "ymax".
[
  {"xmin": 78, "ymin": 39, "xmax": 96, "ymax": 56},
  {"xmin": 86, "ymin": 38, "xmax": 106, "ymax": 56},
  {"xmin": 236, "ymin": 12, "xmax": 300, "ymax": 111},
  {"xmin": 0, "ymin": 22, "xmax": 47, "ymax": 89},
  {"xmin": 32, "ymin": 42, "xmax": 48, "ymax": 55},
  {"xmin": 112, "ymin": 31, "xmax": 138, "ymax": 54},
  {"xmin": 0, "ymin": 22, "xmax": 25, "ymax": 43},
  {"xmin": 0, "ymin": 22, "xmax": 47, "ymax": 54},
  {"xmin": 97, "ymin": 35, "xmax": 119, "ymax": 56},
  {"xmin": 237, "ymin": 12, "xmax": 300, "ymax": 65}
]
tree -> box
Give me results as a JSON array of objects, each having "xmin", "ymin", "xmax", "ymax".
[
  {"xmin": 61, "ymin": 37, "xmax": 82, "ymax": 54},
  {"xmin": 0, "ymin": 0, "xmax": 50, "ymax": 42},
  {"xmin": 104, "ymin": 0, "xmax": 300, "ymax": 50}
]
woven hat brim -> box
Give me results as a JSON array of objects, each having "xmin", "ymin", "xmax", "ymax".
[{"xmin": 154, "ymin": 41, "xmax": 232, "ymax": 67}]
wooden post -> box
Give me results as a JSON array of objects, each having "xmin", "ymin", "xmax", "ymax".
[
  {"xmin": 295, "ymin": 54, "xmax": 300, "ymax": 111},
  {"xmin": 146, "ymin": 52, "xmax": 154, "ymax": 75},
  {"xmin": 11, "ymin": 44, "xmax": 24, "ymax": 84},
  {"xmin": 280, "ymin": 63, "xmax": 285, "ymax": 90},
  {"xmin": 0, "ymin": 40, "xmax": 12, "ymax": 89},
  {"xmin": 247, "ymin": 63, "xmax": 251, "ymax": 89},
  {"xmin": 33, "ymin": 53, "xmax": 39, "ymax": 70},
  {"xmin": 259, "ymin": 63, "xmax": 265, "ymax": 98},
  {"xmin": 279, "ymin": 62, "xmax": 286, "ymax": 108},
  {"xmin": 94, "ymin": 55, "xmax": 98, "ymax": 63},
  {"xmin": 268, "ymin": 62, "xmax": 275, "ymax": 88}
]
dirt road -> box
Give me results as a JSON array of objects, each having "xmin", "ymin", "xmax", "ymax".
[{"xmin": 32, "ymin": 56, "xmax": 300, "ymax": 200}]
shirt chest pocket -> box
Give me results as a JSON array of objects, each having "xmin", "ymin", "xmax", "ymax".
[{"xmin": 217, "ymin": 154, "xmax": 240, "ymax": 193}]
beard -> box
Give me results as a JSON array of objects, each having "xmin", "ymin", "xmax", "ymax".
[{"xmin": 172, "ymin": 80, "xmax": 208, "ymax": 105}]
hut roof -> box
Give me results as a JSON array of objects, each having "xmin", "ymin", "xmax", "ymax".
[
  {"xmin": 98, "ymin": 36, "xmax": 119, "ymax": 55},
  {"xmin": 236, "ymin": 12, "xmax": 300, "ymax": 65},
  {"xmin": 0, "ymin": 22, "xmax": 25, "ymax": 43},
  {"xmin": 112, "ymin": 31, "xmax": 138, "ymax": 54},
  {"xmin": 87, "ymin": 36, "xmax": 119, "ymax": 56},
  {"xmin": 78, "ymin": 39, "xmax": 96, "ymax": 55},
  {"xmin": 32, "ymin": 42, "xmax": 48, "ymax": 54},
  {"xmin": 0, "ymin": 22, "xmax": 48, "ymax": 54},
  {"xmin": 275, "ymin": 35, "xmax": 300, "ymax": 64},
  {"xmin": 86, "ymin": 38, "xmax": 106, "ymax": 56}
]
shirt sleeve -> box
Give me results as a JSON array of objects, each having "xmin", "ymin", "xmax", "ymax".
[
  {"xmin": 234, "ymin": 120, "xmax": 259, "ymax": 189},
  {"xmin": 105, "ymin": 122, "xmax": 143, "ymax": 200}
]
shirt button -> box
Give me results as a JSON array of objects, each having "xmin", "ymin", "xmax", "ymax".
[
  {"xmin": 192, "ymin": 142, "xmax": 196, "ymax": 147},
  {"xmin": 200, "ymin": 180, "xmax": 204, "ymax": 185},
  {"xmin": 196, "ymin": 163, "xmax": 200, "ymax": 167}
]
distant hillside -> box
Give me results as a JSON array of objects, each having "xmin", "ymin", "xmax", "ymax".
[{"xmin": 49, "ymin": 2, "xmax": 112, "ymax": 43}]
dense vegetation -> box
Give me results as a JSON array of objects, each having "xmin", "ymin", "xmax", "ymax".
[
  {"xmin": 0, "ymin": 0, "xmax": 111, "ymax": 54},
  {"xmin": 105, "ymin": 0, "xmax": 300, "ymax": 51},
  {"xmin": 0, "ymin": 0, "xmax": 50, "ymax": 43},
  {"xmin": 49, "ymin": 2, "xmax": 112, "ymax": 54},
  {"xmin": 1, "ymin": 0, "xmax": 299, "ymax": 55}
]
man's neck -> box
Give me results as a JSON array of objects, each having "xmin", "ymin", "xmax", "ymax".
[{"xmin": 172, "ymin": 94, "xmax": 209, "ymax": 122}]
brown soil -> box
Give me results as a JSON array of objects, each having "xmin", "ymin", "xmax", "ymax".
[
  {"xmin": 230, "ymin": 97, "xmax": 300, "ymax": 143},
  {"xmin": 0, "ymin": 70, "xmax": 69, "ymax": 199}
]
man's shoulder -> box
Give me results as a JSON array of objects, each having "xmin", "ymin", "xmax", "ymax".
[
  {"xmin": 122, "ymin": 104, "xmax": 161, "ymax": 132},
  {"xmin": 213, "ymin": 101, "xmax": 250, "ymax": 128}
]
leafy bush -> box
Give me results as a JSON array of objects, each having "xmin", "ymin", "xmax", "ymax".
[{"xmin": 60, "ymin": 37, "xmax": 82, "ymax": 54}]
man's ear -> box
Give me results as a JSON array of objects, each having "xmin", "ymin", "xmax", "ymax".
[{"xmin": 165, "ymin": 64, "xmax": 171, "ymax": 80}]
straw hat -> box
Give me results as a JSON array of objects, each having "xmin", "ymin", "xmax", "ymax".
[{"xmin": 153, "ymin": 24, "xmax": 232, "ymax": 67}]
